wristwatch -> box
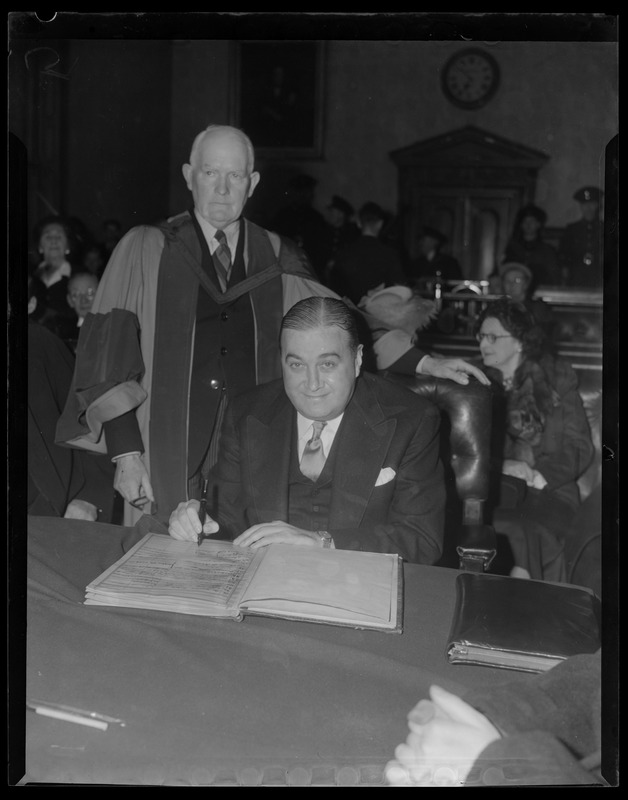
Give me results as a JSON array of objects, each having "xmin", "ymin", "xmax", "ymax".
[{"xmin": 317, "ymin": 530, "xmax": 333, "ymax": 548}]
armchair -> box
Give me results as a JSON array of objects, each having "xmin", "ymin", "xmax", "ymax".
[{"xmin": 383, "ymin": 371, "xmax": 497, "ymax": 572}]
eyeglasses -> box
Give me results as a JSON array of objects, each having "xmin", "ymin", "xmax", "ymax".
[
  {"xmin": 69, "ymin": 290, "xmax": 96, "ymax": 300},
  {"xmin": 476, "ymin": 333, "xmax": 514, "ymax": 345}
]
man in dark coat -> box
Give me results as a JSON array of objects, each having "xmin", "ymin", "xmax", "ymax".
[
  {"xmin": 28, "ymin": 285, "xmax": 116, "ymax": 521},
  {"xmin": 558, "ymin": 186, "xmax": 604, "ymax": 289},
  {"xmin": 329, "ymin": 201, "xmax": 408, "ymax": 303},
  {"xmin": 407, "ymin": 226, "xmax": 463, "ymax": 284},
  {"xmin": 56, "ymin": 125, "xmax": 336, "ymax": 525},
  {"xmin": 168, "ymin": 297, "xmax": 446, "ymax": 564}
]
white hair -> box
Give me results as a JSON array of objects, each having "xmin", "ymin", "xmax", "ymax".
[{"xmin": 188, "ymin": 125, "xmax": 256, "ymax": 172}]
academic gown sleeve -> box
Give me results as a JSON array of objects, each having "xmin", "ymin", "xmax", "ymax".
[{"xmin": 55, "ymin": 226, "xmax": 164, "ymax": 454}]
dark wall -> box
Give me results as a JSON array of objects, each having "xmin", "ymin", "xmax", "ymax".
[
  {"xmin": 66, "ymin": 40, "xmax": 173, "ymax": 239},
  {"xmin": 8, "ymin": 15, "xmax": 618, "ymax": 247}
]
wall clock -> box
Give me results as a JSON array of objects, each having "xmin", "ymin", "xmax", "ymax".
[{"xmin": 441, "ymin": 48, "xmax": 500, "ymax": 110}]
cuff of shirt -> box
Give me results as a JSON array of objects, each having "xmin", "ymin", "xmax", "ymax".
[
  {"xmin": 415, "ymin": 354, "xmax": 430, "ymax": 374},
  {"xmin": 111, "ymin": 451, "xmax": 142, "ymax": 463}
]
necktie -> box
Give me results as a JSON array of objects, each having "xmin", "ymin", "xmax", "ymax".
[
  {"xmin": 213, "ymin": 229, "xmax": 232, "ymax": 287},
  {"xmin": 300, "ymin": 421, "xmax": 327, "ymax": 481}
]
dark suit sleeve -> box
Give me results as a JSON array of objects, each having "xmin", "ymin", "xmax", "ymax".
[
  {"xmin": 385, "ymin": 346, "xmax": 427, "ymax": 376},
  {"xmin": 328, "ymin": 402, "xmax": 445, "ymax": 564},
  {"xmin": 462, "ymin": 651, "xmax": 603, "ymax": 785},
  {"xmin": 207, "ymin": 402, "xmax": 249, "ymax": 540}
]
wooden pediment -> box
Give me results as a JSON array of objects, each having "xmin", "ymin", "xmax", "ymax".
[{"xmin": 390, "ymin": 125, "xmax": 549, "ymax": 170}]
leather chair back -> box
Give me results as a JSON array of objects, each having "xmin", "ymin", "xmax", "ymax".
[{"xmin": 384, "ymin": 372, "xmax": 497, "ymax": 571}]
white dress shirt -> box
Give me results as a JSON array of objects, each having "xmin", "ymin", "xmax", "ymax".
[{"xmin": 296, "ymin": 412, "xmax": 344, "ymax": 463}]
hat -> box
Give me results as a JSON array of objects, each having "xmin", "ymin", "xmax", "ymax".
[
  {"xmin": 420, "ymin": 226, "xmax": 447, "ymax": 246},
  {"xmin": 573, "ymin": 186, "xmax": 603, "ymax": 203},
  {"xmin": 328, "ymin": 195, "xmax": 354, "ymax": 216},
  {"xmin": 499, "ymin": 261, "xmax": 533, "ymax": 282},
  {"xmin": 358, "ymin": 285, "xmax": 438, "ymax": 335},
  {"xmin": 516, "ymin": 204, "xmax": 547, "ymax": 226}
]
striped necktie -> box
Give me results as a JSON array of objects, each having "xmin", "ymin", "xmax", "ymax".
[
  {"xmin": 300, "ymin": 421, "xmax": 327, "ymax": 481},
  {"xmin": 213, "ymin": 229, "xmax": 232, "ymax": 287}
]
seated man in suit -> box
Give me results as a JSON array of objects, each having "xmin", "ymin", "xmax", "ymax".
[{"xmin": 168, "ymin": 296, "xmax": 446, "ymax": 563}]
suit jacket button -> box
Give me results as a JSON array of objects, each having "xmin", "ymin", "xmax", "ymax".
[
  {"xmin": 210, "ymin": 379, "xmax": 220, "ymax": 390},
  {"xmin": 221, "ymin": 346, "xmax": 228, "ymax": 355},
  {"xmin": 221, "ymin": 311, "xmax": 229, "ymax": 321}
]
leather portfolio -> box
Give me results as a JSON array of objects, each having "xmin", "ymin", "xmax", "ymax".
[{"xmin": 446, "ymin": 572, "xmax": 601, "ymax": 673}]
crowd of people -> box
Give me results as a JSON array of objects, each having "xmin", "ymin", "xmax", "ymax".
[{"xmin": 23, "ymin": 122, "xmax": 607, "ymax": 787}]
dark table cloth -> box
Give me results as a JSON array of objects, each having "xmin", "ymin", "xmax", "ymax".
[{"xmin": 20, "ymin": 516, "xmax": 527, "ymax": 786}]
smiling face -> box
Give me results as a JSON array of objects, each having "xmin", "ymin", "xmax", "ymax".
[
  {"xmin": 280, "ymin": 325, "xmax": 363, "ymax": 421},
  {"xmin": 182, "ymin": 128, "xmax": 260, "ymax": 229},
  {"xmin": 477, "ymin": 316, "xmax": 522, "ymax": 377},
  {"xmin": 39, "ymin": 223, "xmax": 69, "ymax": 264}
]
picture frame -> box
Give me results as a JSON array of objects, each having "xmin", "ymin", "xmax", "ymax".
[{"xmin": 230, "ymin": 40, "xmax": 326, "ymax": 159}]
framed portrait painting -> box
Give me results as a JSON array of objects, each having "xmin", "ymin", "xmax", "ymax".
[{"xmin": 231, "ymin": 40, "xmax": 326, "ymax": 159}]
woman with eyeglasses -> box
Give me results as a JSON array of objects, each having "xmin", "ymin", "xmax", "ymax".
[{"xmin": 475, "ymin": 297, "xmax": 594, "ymax": 581}]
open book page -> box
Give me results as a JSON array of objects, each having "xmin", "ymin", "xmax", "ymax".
[
  {"xmin": 239, "ymin": 545, "xmax": 400, "ymax": 629},
  {"xmin": 85, "ymin": 535, "xmax": 263, "ymax": 617}
]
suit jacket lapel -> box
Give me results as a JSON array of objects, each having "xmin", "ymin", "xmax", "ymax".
[
  {"xmin": 329, "ymin": 377, "xmax": 396, "ymax": 527},
  {"xmin": 245, "ymin": 389, "xmax": 293, "ymax": 522},
  {"xmin": 167, "ymin": 215, "xmax": 283, "ymax": 305}
]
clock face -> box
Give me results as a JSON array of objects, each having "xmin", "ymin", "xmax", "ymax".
[{"xmin": 441, "ymin": 48, "xmax": 500, "ymax": 109}]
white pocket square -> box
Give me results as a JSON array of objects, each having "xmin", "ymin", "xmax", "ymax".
[{"xmin": 375, "ymin": 467, "xmax": 396, "ymax": 487}]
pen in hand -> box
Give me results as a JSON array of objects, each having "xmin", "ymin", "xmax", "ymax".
[{"xmin": 197, "ymin": 478, "xmax": 209, "ymax": 547}]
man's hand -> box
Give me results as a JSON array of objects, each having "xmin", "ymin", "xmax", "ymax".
[
  {"xmin": 168, "ymin": 500, "xmax": 220, "ymax": 541},
  {"xmin": 233, "ymin": 521, "xmax": 322, "ymax": 550},
  {"xmin": 113, "ymin": 453, "xmax": 155, "ymax": 507},
  {"xmin": 419, "ymin": 355, "xmax": 490, "ymax": 386},
  {"xmin": 502, "ymin": 458, "xmax": 546, "ymax": 489},
  {"xmin": 64, "ymin": 498, "xmax": 98, "ymax": 521},
  {"xmin": 384, "ymin": 684, "xmax": 501, "ymax": 786}
]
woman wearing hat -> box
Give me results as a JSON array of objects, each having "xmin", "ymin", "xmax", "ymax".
[{"xmin": 502, "ymin": 204, "xmax": 559, "ymax": 288}]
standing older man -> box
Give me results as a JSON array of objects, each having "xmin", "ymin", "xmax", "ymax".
[
  {"xmin": 168, "ymin": 297, "xmax": 445, "ymax": 564},
  {"xmin": 56, "ymin": 125, "xmax": 335, "ymax": 524}
]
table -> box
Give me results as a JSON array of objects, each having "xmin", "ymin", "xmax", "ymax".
[{"xmin": 17, "ymin": 516, "xmax": 531, "ymax": 786}]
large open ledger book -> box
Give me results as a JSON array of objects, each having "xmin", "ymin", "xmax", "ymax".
[{"xmin": 85, "ymin": 534, "xmax": 403, "ymax": 632}]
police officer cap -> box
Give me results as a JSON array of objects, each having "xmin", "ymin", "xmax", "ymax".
[
  {"xmin": 328, "ymin": 195, "xmax": 354, "ymax": 216},
  {"xmin": 573, "ymin": 186, "xmax": 603, "ymax": 203}
]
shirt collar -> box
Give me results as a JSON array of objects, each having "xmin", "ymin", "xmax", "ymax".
[
  {"xmin": 297, "ymin": 411, "xmax": 344, "ymax": 442},
  {"xmin": 193, "ymin": 210, "xmax": 240, "ymax": 254},
  {"xmin": 37, "ymin": 260, "xmax": 72, "ymax": 287}
]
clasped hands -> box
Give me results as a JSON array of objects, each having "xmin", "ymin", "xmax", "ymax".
[
  {"xmin": 168, "ymin": 499, "xmax": 324, "ymax": 548},
  {"xmin": 385, "ymin": 685, "xmax": 501, "ymax": 787}
]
